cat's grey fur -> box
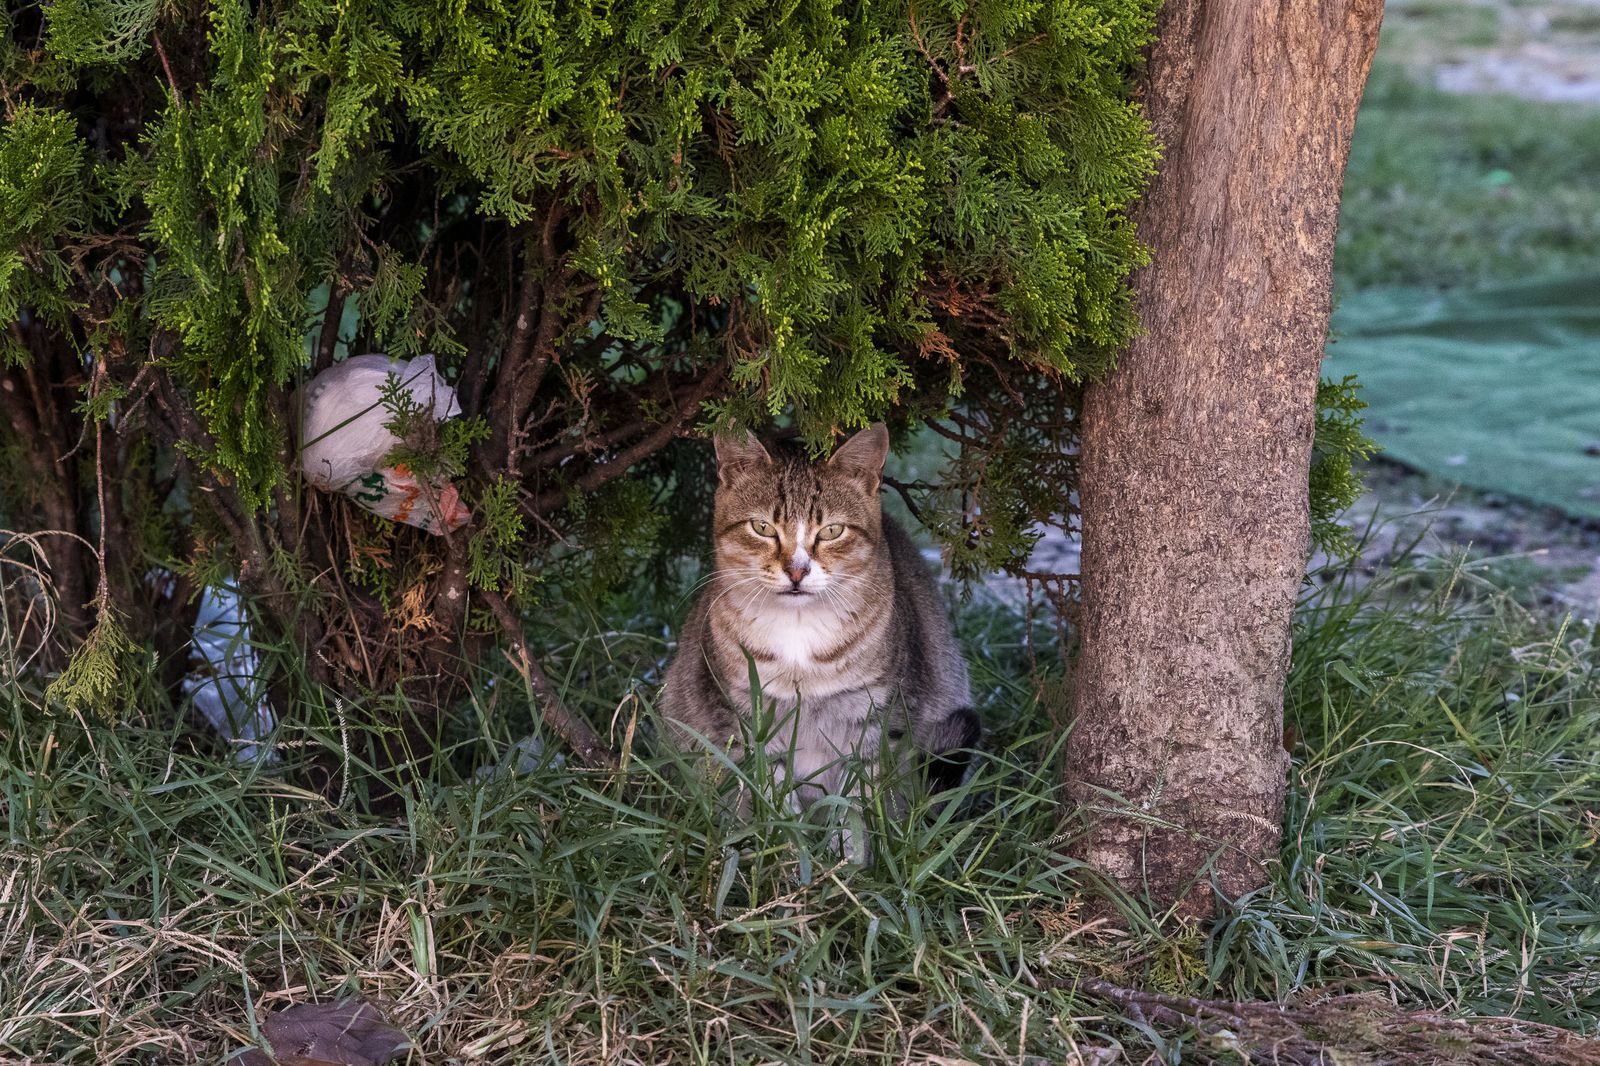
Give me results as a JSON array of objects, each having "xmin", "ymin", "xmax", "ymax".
[{"xmin": 659, "ymin": 423, "xmax": 980, "ymax": 806}]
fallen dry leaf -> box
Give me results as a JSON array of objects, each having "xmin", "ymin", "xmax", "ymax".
[{"xmin": 229, "ymin": 999, "xmax": 410, "ymax": 1066}]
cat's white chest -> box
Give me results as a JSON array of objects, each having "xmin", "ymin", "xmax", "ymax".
[
  {"xmin": 726, "ymin": 600, "xmax": 879, "ymax": 700},
  {"xmin": 754, "ymin": 608, "xmax": 837, "ymax": 666}
]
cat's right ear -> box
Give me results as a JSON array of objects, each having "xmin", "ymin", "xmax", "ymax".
[
  {"xmin": 714, "ymin": 430, "xmax": 772, "ymax": 483},
  {"xmin": 829, "ymin": 422, "xmax": 890, "ymax": 483}
]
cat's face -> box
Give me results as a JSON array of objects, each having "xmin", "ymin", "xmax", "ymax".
[{"xmin": 711, "ymin": 425, "xmax": 891, "ymax": 609}]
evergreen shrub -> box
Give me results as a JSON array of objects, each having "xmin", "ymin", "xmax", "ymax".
[{"xmin": 0, "ymin": 0, "xmax": 1363, "ymax": 725}]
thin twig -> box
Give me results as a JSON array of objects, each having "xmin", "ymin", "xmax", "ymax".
[
  {"xmin": 152, "ymin": 33, "xmax": 183, "ymax": 109},
  {"xmin": 525, "ymin": 361, "xmax": 728, "ymax": 514},
  {"xmin": 314, "ymin": 284, "xmax": 347, "ymax": 375},
  {"xmin": 1055, "ymin": 974, "xmax": 1600, "ymax": 1066},
  {"xmin": 879, "ymin": 475, "xmax": 926, "ymax": 522},
  {"xmin": 91, "ymin": 362, "xmax": 110, "ymax": 611},
  {"xmin": 907, "ymin": 0, "xmax": 949, "ymax": 87}
]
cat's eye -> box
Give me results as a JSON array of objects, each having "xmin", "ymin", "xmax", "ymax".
[
  {"xmin": 750, "ymin": 519, "xmax": 777, "ymax": 538},
  {"xmin": 817, "ymin": 523, "xmax": 845, "ymax": 541}
]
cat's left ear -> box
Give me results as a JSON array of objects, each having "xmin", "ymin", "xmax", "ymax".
[{"xmin": 830, "ymin": 423, "xmax": 890, "ymax": 484}]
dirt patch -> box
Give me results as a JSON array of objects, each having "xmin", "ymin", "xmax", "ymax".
[{"xmin": 1313, "ymin": 457, "xmax": 1600, "ymax": 616}]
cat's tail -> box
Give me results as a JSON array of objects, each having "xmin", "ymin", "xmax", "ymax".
[{"xmin": 924, "ymin": 707, "xmax": 981, "ymax": 794}]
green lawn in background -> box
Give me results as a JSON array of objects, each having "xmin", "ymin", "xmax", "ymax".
[
  {"xmin": 1330, "ymin": 4, "xmax": 1600, "ymax": 506},
  {"xmin": 1335, "ymin": 63, "xmax": 1600, "ymax": 292}
]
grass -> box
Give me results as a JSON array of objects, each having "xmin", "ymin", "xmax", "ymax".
[
  {"xmin": 1335, "ymin": 61, "xmax": 1600, "ymax": 290},
  {"xmin": 8, "ymin": 19, "xmax": 1600, "ymax": 1066},
  {"xmin": 1274, "ymin": 553, "xmax": 1600, "ymax": 1022},
  {"xmin": 4, "ymin": 542, "xmax": 1600, "ymax": 1063}
]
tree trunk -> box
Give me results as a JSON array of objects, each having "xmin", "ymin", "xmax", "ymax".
[{"xmin": 1064, "ymin": 0, "xmax": 1384, "ymax": 919}]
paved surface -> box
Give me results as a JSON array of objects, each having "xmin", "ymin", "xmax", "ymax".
[
  {"xmin": 1386, "ymin": 0, "xmax": 1600, "ymax": 104},
  {"xmin": 972, "ymin": 459, "xmax": 1600, "ymax": 621},
  {"xmin": 1436, "ymin": 1, "xmax": 1600, "ymax": 104}
]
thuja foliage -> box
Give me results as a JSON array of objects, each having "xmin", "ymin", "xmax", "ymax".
[
  {"xmin": 0, "ymin": 0, "xmax": 1365, "ymax": 734},
  {"xmin": 0, "ymin": 0, "xmax": 1161, "ymax": 720},
  {"xmin": 1309, "ymin": 375, "xmax": 1376, "ymax": 558}
]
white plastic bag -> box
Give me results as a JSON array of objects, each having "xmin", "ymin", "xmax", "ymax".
[
  {"xmin": 186, "ymin": 583, "xmax": 276, "ymax": 762},
  {"xmin": 299, "ymin": 354, "xmax": 471, "ymax": 534}
]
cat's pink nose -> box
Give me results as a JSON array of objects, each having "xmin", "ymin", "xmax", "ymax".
[{"xmin": 787, "ymin": 564, "xmax": 809, "ymax": 585}]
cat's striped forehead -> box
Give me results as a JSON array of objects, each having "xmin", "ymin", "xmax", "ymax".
[
  {"xmin": 767, "ymin": 449, "xmax": 828, "ymax": 524},
  {"xmin": 716, "ymin": 439, "xmax": 881, "ymax": 532}
]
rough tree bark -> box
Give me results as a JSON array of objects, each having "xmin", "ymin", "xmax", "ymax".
[{"xmin": 1065, "ymin": 0, "xmax": 1385, "ymax": 917}]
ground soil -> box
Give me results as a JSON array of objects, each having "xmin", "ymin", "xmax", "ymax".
[{"xmin": 1313, "ymin": 457, "xmax": 1600, "ymax": 617}]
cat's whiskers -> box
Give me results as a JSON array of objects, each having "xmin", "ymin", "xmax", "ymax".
[
  {"xmin": 812, "ymin": 577, "xmax": 847, "ymax": 611},
  {"xmin": 674, "ymin": 566, "xmax": 766, "ymax": 610},
  {"xmin": 824, "ymin": 573, "xmax": 881, "ymax": 616},
  {"xmin": 733, "ymin": 570, "xmax": 813, "ymax": 616},
  {"xmin": 720, "ymin": 567, "xmax": 857, "ymax": 620},
  {"xmin": 705, "ymin": 573, "xmax": 773, "ymax": 613},
  {"xmin": 831, "ymin": 572, "xmax": 890, "ymax": 597},
  {"xmin": 820, "ymin": 584, "xmax": 858, "ymax": 620},
  {"xmin": 706, "ymin": 566, "xmax": 767, "ymax": 589},
  {"xmin": 735, "ymin": 581, "xmax": 772, "ymax": 616}
]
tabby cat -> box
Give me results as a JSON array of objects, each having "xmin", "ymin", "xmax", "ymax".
[{"xmin": 660, "ymin": 424, "xmax": 980, "ymax": 810}]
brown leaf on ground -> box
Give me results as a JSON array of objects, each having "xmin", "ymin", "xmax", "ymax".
[{"xmin": 229, "ymin": 1000, "xmax": 410, "ymax": 1066}]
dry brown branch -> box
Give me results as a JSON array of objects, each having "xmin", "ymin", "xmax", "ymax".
[
  {"xmin": 526, "ymin": 360, "xmax": 729, "ymax": 515},
  {"xmin": 314, "ymin": 284, "xmax": 347, "ymax": 375},
  {"xmin": 152, "ymin": 33, "xmax": 184, "ymax": 109},
  {"xmin": 478, "ymin": 588, "xmax": 620, "ymax": 771},
  {"xmin": 879, "ymin": 475, "xmax": 926, "ymax": 522}
]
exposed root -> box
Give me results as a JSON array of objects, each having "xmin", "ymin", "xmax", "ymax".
[{"xmin": 1070, "ymin": 976, "xmax": 1600, "ymax": 1065}]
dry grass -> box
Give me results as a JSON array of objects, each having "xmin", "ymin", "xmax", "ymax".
[{"xmin": 3, "ymin": 546, "xmax": 1600, "ymax": 1063}]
